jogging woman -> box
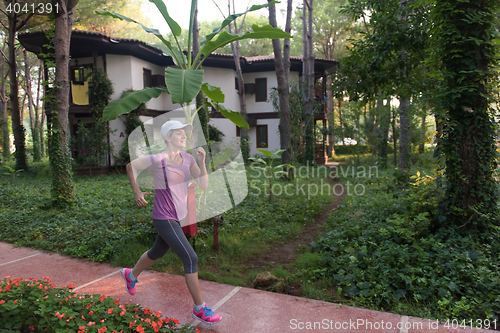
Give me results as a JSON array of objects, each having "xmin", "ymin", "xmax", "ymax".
[{"xmin": 122, "ymin": 120, "xmax": 221, "ymax": 324}]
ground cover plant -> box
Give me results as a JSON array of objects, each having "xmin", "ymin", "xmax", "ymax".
[
  {"xmin": 294, "ymin": 151, "xmax": 500, "ymax": 325},
  {"xmin": 0, "ymin": 276, "xmax": 198, "ymax": 332},
  {"xmin": 0, "ymin": 158, "xmax": 332, "ymax": 287}
]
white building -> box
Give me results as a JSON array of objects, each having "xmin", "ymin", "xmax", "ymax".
[{"xmin": 19, "ymin": 30, "xmax": 337, "ymax": 170}]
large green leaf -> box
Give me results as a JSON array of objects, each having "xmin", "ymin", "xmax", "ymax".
[
  {"xmin": 200, "ymin": 25, "xmax": 291, "ymax": 57},
  {"xmin": 201, "ymin": 83, "xmax": 225, "ymax": 103},
  {"xmin": 202, "ymin": 1, "xmax": 280, "ymax": 43},
  {"xmin": 102, "ymin": 87, "xmax": 167, "ymax": 121},
  {"xmin": 148, "ymin": 0, "xmax": 181, "ymax": 37},
  {"xmin": 165, "ymin": 67, "xmax": 204, "ymax": 105},
  {"xmin": 257, "ymin": 149, "xmax": 272, "ymax": 157},
  {"xmin": 96, "ymin": 9, "xmax": 185, "ymax": 67},
  {"xmin": 205, "ymin": 101, "xmax": 249, "ymax": 129},
  {"xmin": 210, "ymin": 148, "xmax": 234, "ymax": 169},
  {"xmin": 96, "ymin": 11, "xmax": 167, "ymax": 44}
]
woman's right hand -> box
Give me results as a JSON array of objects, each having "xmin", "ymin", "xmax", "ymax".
[{"xmin": 135, "ymin": 191, "xmax": 152, "ymax": 207}]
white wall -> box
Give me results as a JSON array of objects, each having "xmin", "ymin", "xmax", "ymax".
[
  {"xmin": 107, "ymin": 54, "xmax": 133, "ymax": 101},
  {"xmin": 109, "ymin": 115, "xmax": 127, "ymax": 165},
  {"xmin": 130, "ymin": 56, "xmax": 170, "ymax": 111},
  {"xmin": 203, "ymin": 67, "xmax": 240, "ymax": 111},
  {"xmin": 243, "ymin": 71, "xmax": 277, "ymax": 114}
]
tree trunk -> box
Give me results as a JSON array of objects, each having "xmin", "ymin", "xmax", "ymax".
[
  {"xmin": 50, "ymin": 0, "xmax": 77, "ymax": 205},
  {"xmin": 268, "ymin": 0, "xmax": 292, "ymax": 166},
  {"xmin": 1, "ymin": 39, "xmax": 9, "ymax": 160},
  {"xmin": 303, "ymin": 0, "xmax": 315, "ymax": 164},
  {"xmin": 418, "ymin": 115, "xmax": 425, "ymax": 154},
  {"xmin": 398, "ymin": 0, "xmax": 411, "ymax": 169},
  {"xmin": 7, "ymin": 11, "xmax": 28, "ymax": 170},
  {"xmin": 392, "ymin": 107, "xmax": 397, "ymax": 166},
  {"xmin": 434, "ymin": 0, "xmax": 498, "ymax": 226},
  {"xmin": 326, "ymin": 74, "xmax": 334, "ymax": 157},
  {"xmin": 192, "ymin": 3, "xmax": 208, "ymax": 141},
  {"xmin": 227, "ymin": 4, "xmax": 249, "ymax": 162},
  {"xmin": 41, "ymin": 61, "xmax": 47, "ymax": 157},
  {"xmin": 398, "ymin": 97, "xmax": 411, "ymax": 169},
  {"xmin": 378, "ymin": 99, "xmax": 390, "ymax": 169},
  {"xmin": 33, "ymin": 59, "xmax": 43, "ymax": 160},
  {"xmin": 24, "ymin": 49, "xmax": 41, "ymax": 162},
  {"xmin": 338, "ymin": 98, "xmax": 344, "ymax": 144}
]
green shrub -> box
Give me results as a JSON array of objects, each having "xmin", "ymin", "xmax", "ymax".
[
  {"xmin": 333, "ymin": 144, "xmax": 372, "ymax": 155},
  {"xmin": 306, "ymin": 165, "xmax": 500, "ymax": 322},
  {"xmin": 0, "ymin": 277, "xmax": 198, "ymax": 332}
]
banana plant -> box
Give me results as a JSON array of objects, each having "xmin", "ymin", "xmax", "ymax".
[
  {"xmin": 96, "ymin": 0, "xmax": 290, "ymax": 127},
  {"xmin": 249, "ymin": 149, "xmax": 290, "ymax": 201}
]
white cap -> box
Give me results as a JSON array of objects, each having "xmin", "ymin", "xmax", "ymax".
[{"xmin": 160, "ymin": 120, "xmax": 193, "ymax": 138}]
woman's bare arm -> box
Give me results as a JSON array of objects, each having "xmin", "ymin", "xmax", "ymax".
[{"xmin": 126, "ymin": 156, "xmax": 152, "ymax": 207}]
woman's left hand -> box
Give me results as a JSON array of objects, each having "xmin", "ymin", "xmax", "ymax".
[{"xmin": 194, "ymin": 147, "xmax": 206, "ymax": 163}]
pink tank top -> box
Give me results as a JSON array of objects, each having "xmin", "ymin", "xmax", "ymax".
[{"xmin": 147, "ymin": 151, "xmax": 196, "ymax": 221}]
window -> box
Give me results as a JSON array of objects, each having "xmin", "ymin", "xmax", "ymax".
[
  {"xmin": 256, "ymin": 125, "xmax": 268, "ymax": 148},
  {"xmin": 71, "ymin": 64, "xmax": 92, "ymax": 84},
  {"xmin": 236, "ymin": 126, "xmax": 240, "ymax": 137},
  {"xmin": 255, "ymin": 78, "xmax": 267, "ymax": 102},
  {"xmin": 143, "ymin": 68, "xmax": 152, "ymax": 88}
]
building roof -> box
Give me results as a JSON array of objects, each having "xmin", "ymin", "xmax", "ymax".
[{"xmin": 18, "ymin": 29, "xmax": 338, "ymax": 74}]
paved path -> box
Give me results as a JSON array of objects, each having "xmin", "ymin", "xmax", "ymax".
[{"xmin": 0, "ymin": 243, "xmax": 494, "ymax": 333}]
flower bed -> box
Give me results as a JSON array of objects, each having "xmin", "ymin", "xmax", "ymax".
[{"xmin": 0, "ymin": 277, "xmax": 198, "ymax": 333}]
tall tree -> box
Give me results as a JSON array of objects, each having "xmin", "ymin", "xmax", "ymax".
[
  {"xmin": 291, "ymin": 0, "xmax": 356, "ymax": 59},
  {"xmin": 225, "ymin": 0, "xmax": 250, "ymax": 162},
  {"xmin": 336, "ymin": 0, "xmax": 428, "ymax": 169},
  {"xmin": 23, "ymin": 48, "xmax": 41, "ymax": 161},
  {"xmin": 430, "ymin": 0, "xmax": 499, "ymax": 228},
  {"xmin": 35, "ymin": 59, "xmax": 45, "ymax": 158},
  {"xmin": 268, "ymin": 0, "xmax": 292, "ymax": 165},
  {"xmin": 397, "ymin": 0, "xmax": 411, "ymax": 169},
  {"xmin": 0, "ymin": 34, "xmax": 9, "ymax": 160},
  {"xmin": 192, "ymin": 1, "xmax": 209, "ymax": 141},
  {"xmin": 50, "ymin": 0, "xmax": 77, "ymax": 205},
  {"xmin": 302, "ymin": 0, "xmax": 315, "ymax": 164},
  {"xmin": 1, "ymin": 0, "xmax": 35, "ymax": 170}
]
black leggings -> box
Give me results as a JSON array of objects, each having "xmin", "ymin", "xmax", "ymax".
[{"xmin": 147, "ymin": 219, "xmax": 198, "ymax": 274}]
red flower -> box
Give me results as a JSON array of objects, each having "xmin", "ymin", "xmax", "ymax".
[
  {"xmin": 173, "ymin": 319, "xmax": 179, "ymax": 324},
  {"xmin": 107, "ymin": 308, "xmax": 114, "ymax": 314},
  {"xmin": 129, "ymin": 321, "xmax": 136, "ymax": 328},
  {"xmin": 13, "ymin": 299, "xmax": 17, "ymax": 304},
  {"xmin": 0, "ymin": 300, "xmax": 4, "ymax": 305},
  {"xmin": 135, "ymin": 324, "xmax": 144, "ymax": 333},
  {"xmin": 98, "ymin": 327, "xmax": 107, "ymax": 333}
]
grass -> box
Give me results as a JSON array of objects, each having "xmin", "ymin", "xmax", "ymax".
[{"xmin": 0, "ymin": 158, "xmax": 333, "ymax": 288}]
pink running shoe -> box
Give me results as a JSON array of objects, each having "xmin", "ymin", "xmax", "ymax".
[
  {"xmin": 192, "ymin": 305, "xmax": 222, "ymax": 324},
  {"xmin": 121, "ymin": 268, "xmax": 138, "ymax": 296}
]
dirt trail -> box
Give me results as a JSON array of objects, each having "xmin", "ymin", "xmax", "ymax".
[{"xmin": 242, "ymin": 165, "xmax": 346, "ymax": 269}]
